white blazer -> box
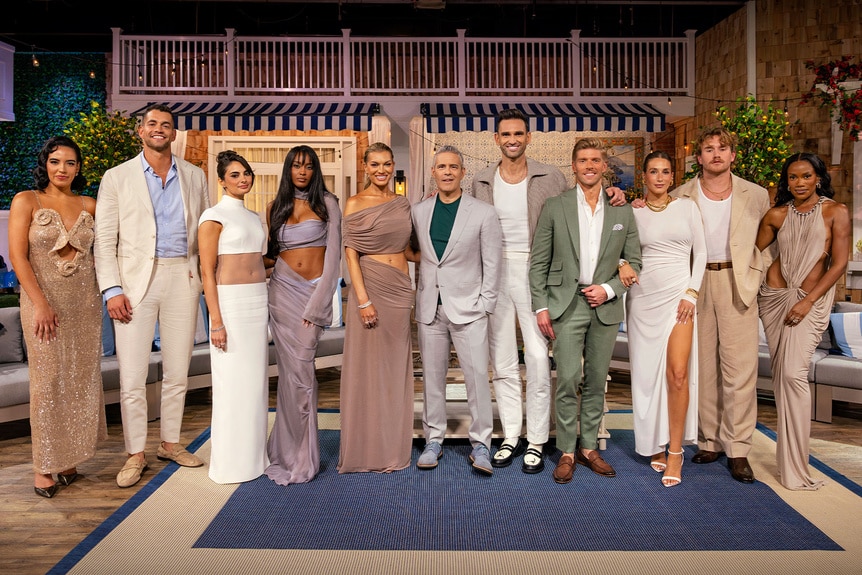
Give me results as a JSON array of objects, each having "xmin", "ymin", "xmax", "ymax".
[{"xmin": 94, "ymin": 153, "xmax": 210, "ymax": 307}]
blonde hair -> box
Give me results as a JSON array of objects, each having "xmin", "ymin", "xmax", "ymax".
[
  {"xmin": 362, "ymin": 142, "xmax": 394, "ymax": 188},
  {"xmin": 571, "ymin": 137, "xmax": 607, "ymax": 162}
]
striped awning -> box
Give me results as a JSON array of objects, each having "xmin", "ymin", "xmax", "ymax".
[
  {"xmin": 422, "ymin": 102, "xmax": 665, "ymax": 133},
  {"xmin": 133, "ymin": 102, "xmax": 380, "ymax": 131}
]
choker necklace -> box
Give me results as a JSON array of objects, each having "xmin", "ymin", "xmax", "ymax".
[
  {"xmin": 645, "ymin": 195, "xmax": 671, "ymax": 212},
  {"xmin": 789, "ymin": 195, "xmax": 825, "ymax": 217}
]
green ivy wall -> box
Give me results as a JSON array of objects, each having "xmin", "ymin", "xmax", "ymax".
[{"xmin": 0, "ymin": 52, "xmax": 106, "ymax": 209}]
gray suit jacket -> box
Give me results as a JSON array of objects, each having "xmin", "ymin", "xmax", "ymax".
[
  {"xmin": 94, "ymin": 153, "xmax": 210, "ymax": 307},
  {"xmin": 412, "ymin": 192, "xmax": 503, "ymax": 325},
  {"xmin": 529, "ymin": 187, "xmax": 641, "ymax": 326},
  {"xmin": 672, "ymin": 174, "xmax": 769, "ymax": 308}
]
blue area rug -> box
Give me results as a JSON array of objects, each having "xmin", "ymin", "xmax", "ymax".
[{"xmin": 194, "ymin": 428, "xmax": 842, "ymax": 552}]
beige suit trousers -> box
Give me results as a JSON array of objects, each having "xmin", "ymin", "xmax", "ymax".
[
  {"xmin": 697, "ymin": 267, "xmax": 759, "ymax": 458},
  {"xmin": 114, "ymin": 257, "xmax": 201, "ymax": 454}
]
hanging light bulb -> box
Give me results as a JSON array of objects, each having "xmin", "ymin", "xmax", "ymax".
[
  {"xmin": 200, "ymin": 56, "xmax": 206, "ymax": 69},
  {"xmin": 89, "ymin": 70, "xmax": 96, "ymax": 79},
  {"xmin": 667, "ymin": 96, "xmax": 672, "ymax": 106},
  {"xmin": 138, "ymin": 66, "xmax": 144, "ymax": 82},
  {"xmin": 31, "ymin": 53, "xmax": 39, "ymax": 67}
]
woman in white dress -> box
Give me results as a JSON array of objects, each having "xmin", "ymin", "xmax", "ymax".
[
  {"xmin": 198, "ymin": 150, "xmax": 270, "ymax": 484},
  {"xmin": 622, "ymin": 151, "xmax": 706, "ymax": 487}
]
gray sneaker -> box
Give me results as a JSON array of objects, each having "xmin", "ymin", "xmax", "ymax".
[
  {"xmin": 470, "ymin": 444, "xmax": 494, "ymax": 476},
  {"xmin": 417, "ymin": 441, "xmax": 443, "ymax": 469}
]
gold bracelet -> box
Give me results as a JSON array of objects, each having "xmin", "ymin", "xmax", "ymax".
[{"xmin": 685, "ymin": 288, "xmax": 699, "ymax": 299}]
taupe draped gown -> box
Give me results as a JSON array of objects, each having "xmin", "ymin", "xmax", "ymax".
[
  {"xmin": 337, "ymin": 196, "xmax": 415, "ymax": 473},
  {"xmin": 758, "ymin": 198, "xmax": 833, "ymax": 491}
]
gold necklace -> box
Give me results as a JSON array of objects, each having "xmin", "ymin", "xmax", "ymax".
[
  {"xmin": 701, "ymin": 178, "xmax": 732, "ymax": 200},
  {"xmin": 645, "ymin": 195, "xmax": 671, "ymax": 212}
]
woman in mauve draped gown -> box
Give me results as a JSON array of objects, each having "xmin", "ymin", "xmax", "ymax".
[
  {"xmin": 337, "ymin": 142, "xmax": 419, "ymax": 474},
  {"xmin": 8, "ymin": 136, "xmax": 107, "ymax": 498},
  {"xmin": 625, "ymin": 150, "xmax": 706, "ymax": 488},
  {"xmin": 756, "ymin": 152, "xmax": 850, "ymax": 491},
  {"xmin": 265, "ymin": 146, "xmax": 342, "ymax": 485}
]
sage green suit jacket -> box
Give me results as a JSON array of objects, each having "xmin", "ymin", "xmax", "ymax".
[{"xmin": 529, "ymin": 187, "xmax": 642, "ymax": 326}]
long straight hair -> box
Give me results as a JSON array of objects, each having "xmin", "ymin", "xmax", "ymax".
[{"xmin": 267, "ymin": 145, "xmax": 329, "ymax": 259}]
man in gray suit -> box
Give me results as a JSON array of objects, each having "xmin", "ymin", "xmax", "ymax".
[
  {"xmin": 529, "ymin": 137, "xmax": 641, "ymax": 484},
  {"xmin": 412, "ymin": 145, "xmax": 503, "ymax": 475},
  {"xmin": 95, "ymin": 103, "xmax": 210, "ymax": 488}
]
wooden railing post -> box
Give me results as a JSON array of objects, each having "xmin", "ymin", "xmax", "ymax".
[
  {"xmin": 685, "ymin": 29, "xmax": 696, "ymax": 97},
  {"xmin": 456, "ymin": 29, "xmax": 466, "ymax": 97},
  {"xmin": 342, "ymin": 29, "xmax": 352, "ymax": 96},
  {"xmin": 225, "ymin": 28, "xmax": 236, "ymax": 97},
  {"xmin": 571, "ymin": 30, "xmax": 581, "ymax": 98},
  {"xmin": 111, "ymin": 28, "xmax": 122, "ymax": 100}
]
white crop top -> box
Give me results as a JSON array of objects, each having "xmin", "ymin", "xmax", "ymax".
[{"xmin": 198, "ymin": 195, "xmax": 266, "ymax": 255}]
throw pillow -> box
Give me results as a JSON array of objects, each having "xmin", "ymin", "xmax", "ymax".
[
  {"xmin": 0, "ymin": 307, "xmax": 25, "ymax": 363},
  {"xmin": 830, "ymin": 312, "xmax": 862, "ymax": 359}
]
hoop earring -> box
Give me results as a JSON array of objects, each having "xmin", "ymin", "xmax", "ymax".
[{"xmin": 816, "ymin": 181, "xmax": 821, "ymax": 189}]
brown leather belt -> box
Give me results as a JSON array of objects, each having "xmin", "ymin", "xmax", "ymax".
[{"xmin": 705, "ymin": 261, "xmax": 733, "ymax": 271}]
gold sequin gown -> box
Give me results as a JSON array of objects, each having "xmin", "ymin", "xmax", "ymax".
[{"xmin": 20, "ymin": 201, "xmax": 107, "ymax": 474}]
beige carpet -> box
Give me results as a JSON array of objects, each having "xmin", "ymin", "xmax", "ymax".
[{"xmin": 55, "ymin": 411, "xmax": 862, "ymax": 575}]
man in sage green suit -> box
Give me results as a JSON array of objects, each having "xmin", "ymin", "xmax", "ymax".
[{"xmin": 529, "ymin": 138, "xmax": 641, "ymax": 483}]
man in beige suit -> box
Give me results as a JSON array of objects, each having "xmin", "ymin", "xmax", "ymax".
[
  {"xmin": 95, "ymin": 104, "xmax": 210, "ymax": 487},
  {"xmin": 671, "ymin": 126, "xmax": 769, "ymax": 483}
]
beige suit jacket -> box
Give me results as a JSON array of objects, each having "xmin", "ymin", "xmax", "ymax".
[
  {"xmin": 94, "ymin": 153, "xmax": 210, "ymax": 307},
  {"xmin": 672, "ymin": 174, "xmax": 769, "ymax": 308}
]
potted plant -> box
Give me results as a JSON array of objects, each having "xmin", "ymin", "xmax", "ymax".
[
  {"xmin": 801, "ymin": 55, "xmax": 862, "ymax": 141},
  {"xmin": 63, "ymin": 101, "xmax": 141, "ymax": 194},
  {"xmin": 683, "ymin": 96, "xmax": 794, "ymax": 194}
]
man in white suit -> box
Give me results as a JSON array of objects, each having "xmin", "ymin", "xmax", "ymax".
[
  {"xmin": 95, "ymin": 104, "xmax": 210, "ymax": 487},
  {"xmin": 412, "ymin": 145, "xmax": 503, "ymax": 476}
]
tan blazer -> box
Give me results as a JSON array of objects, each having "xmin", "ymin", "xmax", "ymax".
[
  {"xmin": 94, "ymin": 153, "xmax": 210, "ymax": 306},
  {"xmin": 672, "ymin": 174, "xmax": 769, "ymax": 308}
]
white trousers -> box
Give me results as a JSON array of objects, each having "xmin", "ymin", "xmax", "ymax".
[
  {"xmin": 114, "ymin": 258, "xmax": 200, "ymax": 454},
  {"xmin": 488, "ymin": 252, "xmax": 551, "ymax": 444}
]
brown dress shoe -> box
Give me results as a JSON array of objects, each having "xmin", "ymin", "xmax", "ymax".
[
  {"xmin": 728, "ymin": 457, "xmax": 755, "ymax": 483},
  {"xmin": 553, "ymin": 454, "xmax": 575, "ymax": 484},
  {"xmin": 691, "ymin": 449, "xmax": 724, "ymax": 464},
  {"xmin": 576, "ymin": 449, "xmax": 616, "ymax": 477}
]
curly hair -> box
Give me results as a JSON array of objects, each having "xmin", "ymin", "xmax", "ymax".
[{"xmin": 32, "ymin": 136, "xmax": 87, "ymax": 192}]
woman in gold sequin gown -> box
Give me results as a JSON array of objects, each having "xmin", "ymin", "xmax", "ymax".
[{"xmin": 8, "ymin": 136, "xmax": 107, "ymax": 498}]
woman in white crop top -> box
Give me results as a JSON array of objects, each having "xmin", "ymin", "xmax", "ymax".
[{"xmin": 198, "ymin": 150, "xmax": 270, "ymax": 484}]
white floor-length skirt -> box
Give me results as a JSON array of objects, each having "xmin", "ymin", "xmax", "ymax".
[{"xmin": 208, "ymin": 282, "xmax": 271, "ymax": 484}]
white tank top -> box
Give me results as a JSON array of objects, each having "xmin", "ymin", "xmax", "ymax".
[
  {"xmin": 698, "ymin": 180, "xmax": 732, "ymax": 262},
  {"xmin": 492, "ymin": 169, "xmax": 530, "ymax": 253}
]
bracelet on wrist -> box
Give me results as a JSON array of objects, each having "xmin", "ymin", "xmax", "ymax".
[
  {"xmin": 685, "ymin": 288, "xmax": 699, "ymax": 299},
  {"xmin": 211, "ymin": 325, "xmax": 226, "ymax": 332},
  {"xmin": 618, "ymin": 259, "xmax": 629, "ymax": 269},
  {"xmin": 358, "ymin": 300, "xmax": 373, "ymax": 309}
]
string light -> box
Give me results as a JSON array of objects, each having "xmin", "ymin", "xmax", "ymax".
[
  {"xmin": 138, "ymin": 66, "xmax": 144, "ymax": 82},
  {"xmin": 667, "ymin": 96, "xmax": 672, "ymax": 106},
  {"xmin": 89, "ymin": 70, "xmax": 96, "ymax": 79},
  {"xmin": 31, "ymin": 53, "xmax": 39, "ymax": 67}
]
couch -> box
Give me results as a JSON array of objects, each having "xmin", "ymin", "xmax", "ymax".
[
  {"xmin": 0, "ymin": 291, "xmax": 345, "ymax": 425},
  {"xmin": 609, "ymin": 301, "xmax": 862, "ymax": 424}
]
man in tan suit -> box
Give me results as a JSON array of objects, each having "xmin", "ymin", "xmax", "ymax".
[
  {"xmin": 671, "ymin": 126, "xmax": 769, "ymax": 483},
  {"xmin": 95, "ymin": 104, "xmax": 210, "ymax": 487}
]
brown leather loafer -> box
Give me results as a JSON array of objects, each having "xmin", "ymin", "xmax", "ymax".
[
  {"xmin": 728, "ymin": 457, "xmax": 755, "ymax": 483},
  {"xmin": 553, "ymin": 454, "xmax": 575, "ymax": 484},
  {"xmin": 691, "ymin": 449, "xmax": 725, "ymax": 464},
  {"xmin": 576, "ymin": 449, "xmax": 616, "ymax": 477}
]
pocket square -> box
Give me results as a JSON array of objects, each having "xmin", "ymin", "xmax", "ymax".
[{"xmin": 612, "ymin": 223, "xmax": 624, "ymax": 231}]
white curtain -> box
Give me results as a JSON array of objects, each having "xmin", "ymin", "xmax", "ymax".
[{"xmin": 408, "ymin": 116, "xmax": 433, "ymax": 204}]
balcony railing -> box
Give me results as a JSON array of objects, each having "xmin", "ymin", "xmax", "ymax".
[{"xmin": 111, "ymin": 28, "xmax": 695, "ymax": 101}]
